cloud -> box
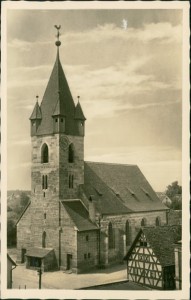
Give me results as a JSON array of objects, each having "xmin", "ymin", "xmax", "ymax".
[
  {"xmin": 8, "ymin": 38, "xmax": 32, "ymax": 51},
  {"xmin": 62, "ymin": 22, "xmax": 182, "ymax": 46}
]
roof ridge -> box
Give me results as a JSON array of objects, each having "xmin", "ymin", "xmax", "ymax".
[{"xmin": 85, "ymin": 161, "xmax": 137, "ymax": 167}]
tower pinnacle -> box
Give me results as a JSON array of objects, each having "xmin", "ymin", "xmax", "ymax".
[{"xmin": 54, "ymin": 25, "xmax": 61, "ymax": 47}]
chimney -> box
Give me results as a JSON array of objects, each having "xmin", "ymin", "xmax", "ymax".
[{"xmin": 89, "ymin": 195, "xmax": 96, "ymax": 223}]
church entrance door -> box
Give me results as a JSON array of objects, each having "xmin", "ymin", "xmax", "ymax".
[{"xmin": 66, "ymin": 254, "xmax": 72, "ymax": 270}]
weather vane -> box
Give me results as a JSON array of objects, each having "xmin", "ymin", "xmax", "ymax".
[{"xmin": 54, "ymin": 25, "xmax": 61, "ymax": 46}]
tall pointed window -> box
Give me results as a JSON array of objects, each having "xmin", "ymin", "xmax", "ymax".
[
  {"xmin": 69, "ymin": 174, "xmax": 74, "ymax": 189},
  {"xmin": 42, "ymin": 175, "xmax": 48, "ymax": 190},
  {"xmin": 41, "ymin": 143, "xmax": 49, "ymax": 163},
  {"xmin": 42, "ymin": 231, "xmax": 46, "ymax": 248},
  {"xmin": 68, "ymin": 143, "xmax": 74, "ymax": 163},
  {"xmin": 156, "ymin": 216, "xmax": 161, "ymax": 226},
  {"xmin": 141, "ymin": 218, "xmax": 147, "ymax": 227},
  {"xmin": 125, "ymin": 220, "xmax": 131, "ymax": 246},
  {"xmin": 108, "ymin": 222, "xmax": 115, "ymax": 249}
]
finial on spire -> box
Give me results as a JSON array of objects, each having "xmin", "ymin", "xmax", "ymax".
[
  {"xmin": 54, "ymin": 25, "xmax": 61, "ymax": 47},
  {"xmin": 77, "ymin": 95, "xmax": 80, "ymax": 102},
  {"xmin": 36, "ymin": 95, "xmax": 39, "ymax": 102}
]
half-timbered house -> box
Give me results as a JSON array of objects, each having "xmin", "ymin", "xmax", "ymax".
[{"xmin": 124, "ymin": 225, "xmax": 181, "ymax": 290}]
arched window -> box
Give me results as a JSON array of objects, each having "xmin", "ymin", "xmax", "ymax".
[
  {"xmin": 125, "ymin": 220, "xmax": 131, "ymax": 246},
  {"xmin": 42, "ymin": 231, "xmax": 46, "ymax": 248},
  {"xmin": 41, "ymin": 143, "xmax": 49, "ymax": 163},
  {"xmin": 68, "ymin": 143, "xmax": 74, "ymax": 163},
  {"xmin": 69, "ymin": 174, "xmax": 74, "ymax": 189},
  {"xmin": 156, "ymin": 216, "xmax": 161, "ymax": 226},
  {"xmin": 141, "ymin": 218, "xmax": 147, "ymax": 227},
  {"xmin": 108, "ymin": 222, "xmax": 115, "ymax": 249}
]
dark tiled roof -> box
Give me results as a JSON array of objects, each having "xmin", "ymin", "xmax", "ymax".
[
  {"xmin": 30, "ymin": 102, "xmax": 42, "ymax": 120},
  {"xmin": 81, "ymin": 280, "xmax": 150, "ymax": 290},
  {"xmin": 16, "ymin": 201, "xmax": 31, "ymax": 225},
  {"xmin": 124, "ymin": 225, "xmax": 181, "ymax": 267},
  {"xmin": 7, "ymin": 254, "xmax": 17, "ymax": 266},
  {"xmin": 74, "ymin": 102, "xmax": 86, "ymax": 120},
  {"xmin": 82, "ymin": 162, "xmax": 167, "ymax": 214},
  {"xmin": 36, "ymin": 50, "xmax": 76, "ymax": 135},
  {"xmin": 62, "ymin": 200, "xmax": 98, "ymax": 231},
  {"xmin": 26, "ymin": 247, "xmax": 53, "ymax": 258}
]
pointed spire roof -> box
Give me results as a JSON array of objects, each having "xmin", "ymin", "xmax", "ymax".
[
  {"xmin": 75, "ymin": 101, "xmax": 86, "ymax": 120},
  {"xmin": 52, "ymin": 91, "xmax": 66, "ymax": 116},
  {"xmin": 35, "ymin": 47, "xmax": 76, "ymax": 135},
  {"xmin": 30, "ymin": 100, "xmax": 42, "ymax": 120}
]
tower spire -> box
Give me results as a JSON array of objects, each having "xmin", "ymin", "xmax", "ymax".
[{"xmin": 54, "ymin": 25, "xmax": 61, "ymax": 47}]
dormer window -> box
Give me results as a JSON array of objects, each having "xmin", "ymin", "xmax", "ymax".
[{"xmin": 41, "ymin": 143, "xmax": 49, "ymax": 163}]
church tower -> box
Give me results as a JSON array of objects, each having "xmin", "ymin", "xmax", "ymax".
[
  {"xmin": 17, "ymin": 27, "xmax": 87, "ymax": 269},
  {"xmin": 30, "ymin": 27, "xmax": 86, "ymax": 200}
]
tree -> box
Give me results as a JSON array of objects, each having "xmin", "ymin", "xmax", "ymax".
[{"xmin": 165, "ymin": 181, "xmax": 182, "ymax": 210}]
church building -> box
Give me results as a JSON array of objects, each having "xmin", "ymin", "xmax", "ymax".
[{"xmin": 16, "ymin": 28, "xmax": 168, "ymax": 273}]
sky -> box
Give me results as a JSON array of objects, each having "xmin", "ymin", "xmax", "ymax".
[{"xmin": 7, "ymin": 8, "xmax": 182, "ymax": 192}]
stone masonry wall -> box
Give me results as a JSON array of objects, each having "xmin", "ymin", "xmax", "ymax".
[
  {"xmin": 60, "ymin": 204, "xmax": 77, "ymax": 272},
  {"xmin": 59, "ymin": 134, "xmax": 84, "ymax": 199},
  {"xmin": 99, "ymin": 210, "xmax": 167, "ymax": 266},
  {"xmin": 77, "ymin": 230, "xmax": 98, "ymax": 273}
]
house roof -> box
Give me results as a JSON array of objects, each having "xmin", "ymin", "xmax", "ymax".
[
  {"xmin": 7, "ymin": 254, "xmax": 17, "ymax": 266},
  {"xmin": 62, "ymin": 200, "xmax": 98, "ymax": 231},
  {"xmin": 81, "ymin": 162, "xmax": 167, "ymax": 215},
  {"xmin": 26, "ymin": 247, "xmax": 53, "ymax": 258},
  {"xmin": 81, "ymin": 280, "xmax": 150, "ymax": 290},
  {"xmin": 16, "ymin": 201, "xmax": 31, "ymax": 225},
  {"xmin": 124, "ymin": 225, "xmax": 181, "ymax": 267}
]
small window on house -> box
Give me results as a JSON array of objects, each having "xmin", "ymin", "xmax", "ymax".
[
  {"xmin": 44, "ymin": 213, "xmax": 46, "ymax": 219},
  {"xmin": 84, "ymin": 254, "xmax": 87, "ymax": 260},
  {"xmin": 88, "ymin": 253, "xmax": 91, "ymax": 258},
  {"xmin": 55, "ymin": 119, "xmax": 58, "ymax": 122},
  {"xmin": 156, "ymin": 216, "xmax": 161, "ymax": 226},
  {"xmin": 86, "ymin": 235, "xmax": 89, "ymax": 241},
  {"xmin": 141, "ymin": 218, "xmax": 147, "ymax": 227},
  {"xmin": 80, "ymin": 122, "xmax": 83, "ymax": 127},
  {"xmin": 41, "ymin": 143, "xmax": 49, "ymax": 163},
  {"xmin": 43, "ymin": 192, "xmax": 45, "ymax": 198},
  {"xmin": 61, "ymin": 118, "xmax": 63, "ymax": 123},
  {"xmin": 68, "ymin": 143, "xmax": 74, "ymax": 163}
]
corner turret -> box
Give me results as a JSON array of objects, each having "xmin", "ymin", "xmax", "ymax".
[
  {"xmin": 29, "ymin": 95, "xmax": 42, "ymax": 136},
  {"xmin": 74, "ymin": 96, "xmax": 86, "ymax": 136}
]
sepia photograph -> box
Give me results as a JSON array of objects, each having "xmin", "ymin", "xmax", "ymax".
[{"xmin": 1, "ymin": 1, "xmax": 190, "ymax": 299}]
